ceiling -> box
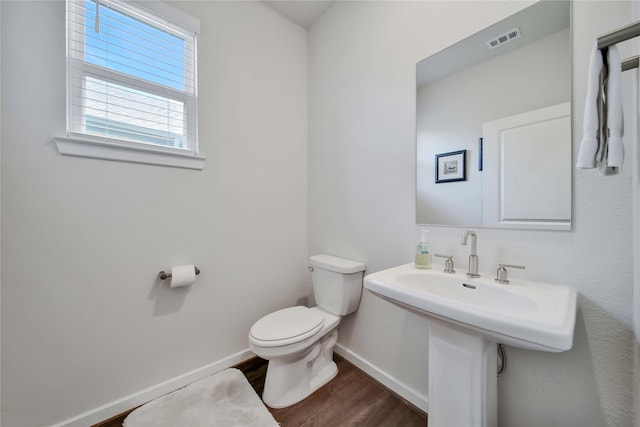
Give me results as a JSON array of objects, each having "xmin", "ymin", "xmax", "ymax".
[
  {"xmin": 263, "ymin": 1, "xmax": 335, "ymax": 29},
  {"xmin": 416, "ymin": 0, "xmax": 570, "ymax": 88}
]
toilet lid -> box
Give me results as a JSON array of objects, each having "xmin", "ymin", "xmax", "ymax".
[{"xmin": 250, "ymin": 306, "xmax": 324, "ymax": 347}]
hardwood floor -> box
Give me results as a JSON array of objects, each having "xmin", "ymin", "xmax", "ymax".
[{"xmin": 93, "ymin": 355, "xmax": 427, "ymax": 427}]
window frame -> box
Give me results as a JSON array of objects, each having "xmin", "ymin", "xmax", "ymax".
[{"xmin": 56, "ymin": 0, "xmax": 204, "ymax": 170}]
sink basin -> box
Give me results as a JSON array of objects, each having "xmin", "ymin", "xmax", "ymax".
[
  {"xmin": 365, "ymin": 262, "xmax": 578, "ymax": 426},
  {"xmin": 364, "ymin": 263, "xmax": 577, "ymax": 352}
]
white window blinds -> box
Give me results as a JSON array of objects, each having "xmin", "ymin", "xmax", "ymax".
[{"xmin": 66, "ymin": 0, "xmax": 198, "ymax": 154}]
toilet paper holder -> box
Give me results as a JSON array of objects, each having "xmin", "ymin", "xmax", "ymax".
[{"xmin": 159, "ymin": 266, "xmax": 201, "ymax": 280}]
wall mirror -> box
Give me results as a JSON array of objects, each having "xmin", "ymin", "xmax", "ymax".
[{"xmin": 416, "ymin": 1, "xmax": 571, "ymax": 230}]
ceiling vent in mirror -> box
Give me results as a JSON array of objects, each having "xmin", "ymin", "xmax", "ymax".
[{"xmin": 486, "ymin": 27, "xmax": 522, "ymax": 50}]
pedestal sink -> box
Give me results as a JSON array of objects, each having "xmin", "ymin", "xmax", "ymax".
[{"xmin": 364, "ymin": 263, "xmax": 577, "ymax": 427}]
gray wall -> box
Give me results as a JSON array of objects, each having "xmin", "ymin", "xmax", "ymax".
[
  {"xmin": 309, "ymin": 1, "xmax": 636, "ymax": 425},
  {"xmin": 1, "ymin": 1, "xmax": 308, "ymax": 425},
  {"xmin": 1, "ymin": 1, "xmax": 638, "ymax": 426}
]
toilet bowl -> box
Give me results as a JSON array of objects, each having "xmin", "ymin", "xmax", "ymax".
[{"xmin": 248, "ymin": 254, "xmax": 365, "ymax": 409}]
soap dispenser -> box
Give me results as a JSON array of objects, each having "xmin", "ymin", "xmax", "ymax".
[{"xmin": 415, "ymin": 230, "xmax": 432, "ymax": 269}]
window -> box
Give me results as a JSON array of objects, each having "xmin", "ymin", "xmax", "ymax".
[{"xmin": 56, "ymin": 0, "xmax": 204, "ymax": 169}]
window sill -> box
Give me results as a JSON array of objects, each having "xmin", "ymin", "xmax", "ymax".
[{"xmin": 54, "ymin": 135, "xmax": 206, "ymax": 170}]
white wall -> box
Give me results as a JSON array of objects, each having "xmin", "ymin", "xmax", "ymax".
[
  {"xmin": 2, "ymin": 1, "xmax": 638, "ymax": 426},
  {"xmin": 632, "ymin": 2, "xmax": 640, "ymax": 425},
  {"xmin": 309, "ymin": 1, "xmax": 636, "ymax": 425},
  {"xmin": 417, "ymin": 29, "xmax": 570, "ymax": 226},
  {"xmin": 0, "ymin": 3, "xmax": 3, "ymax": 426},
  {"xmin": 0, "ymin": 1, "xmax": 308, "ymax": 426}
]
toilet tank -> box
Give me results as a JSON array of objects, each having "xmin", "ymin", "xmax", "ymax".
[{"xmin": 309, "ymin": 254, "xmax": 366, "ymax": 316}]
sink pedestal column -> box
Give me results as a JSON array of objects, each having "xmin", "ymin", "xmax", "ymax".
[{"xmin": 429, "ymin": 319, "xmax": 497, "ymax": 427}]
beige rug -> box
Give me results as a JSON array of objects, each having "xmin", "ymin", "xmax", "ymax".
[{"xmin": 123, "ymin": 368, "xmax": 279, "ymax": 427}]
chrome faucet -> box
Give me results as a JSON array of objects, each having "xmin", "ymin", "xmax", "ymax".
[{"xmin": 461, "ymin": 230, "xmax": 480, "ymax": 278}]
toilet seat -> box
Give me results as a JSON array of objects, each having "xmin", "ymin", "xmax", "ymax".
[{"xmin": 250, "ymin": 306, "xmax": 324, "ymax": 347}]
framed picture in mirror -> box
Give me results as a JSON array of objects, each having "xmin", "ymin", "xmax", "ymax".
[{"xmin": 436, "ymin": 150, "xmax": 466, "ymax": 183}]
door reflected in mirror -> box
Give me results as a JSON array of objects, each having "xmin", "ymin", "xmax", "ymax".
[{"xmin": 416, "ymin": 1, "xmax": 571, "ymax": 230}]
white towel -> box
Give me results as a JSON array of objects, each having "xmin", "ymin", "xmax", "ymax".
[
  {"xmin": 576, "ymin": 43, "xmax": 603, "ymax": 169},
  {"xmin": 606, "ymin": 45, "xmax": 624, "ymax": 169}
]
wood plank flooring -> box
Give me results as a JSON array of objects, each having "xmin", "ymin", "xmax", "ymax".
[{"xmin": 93, "ymin": 355, "xmax": 427, "ymax": 427}]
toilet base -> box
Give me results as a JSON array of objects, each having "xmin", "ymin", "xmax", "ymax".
[{"xmin": 262, "ymin": 329, "xmax": 338, "ymax": 408}]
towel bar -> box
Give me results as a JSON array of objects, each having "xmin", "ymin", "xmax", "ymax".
[
  {"xmin": 622, "ymin": 55, "xmax": 639, "ymax": 72},
  {"xmin": 159, "ymin": 266, "xmax": 201, "ymax": 280},
  {"xmin": 598, "ymin": 20, "xmax": 640, "ymax": 71},
  {"xmin": 598, "ymin": 20, "xmax": 640, "ymax": 50}
]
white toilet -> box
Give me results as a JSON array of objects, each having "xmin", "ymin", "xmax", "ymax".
[{"xmin": 248, "ymin": 254, "xmax": 365, "ymax": 409}]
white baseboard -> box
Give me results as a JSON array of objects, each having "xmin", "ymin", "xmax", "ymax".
[
  {"xmin": 334, "ymin": 343, "xmax": 429, "ymax": 413},
  {"xmin": 52, "ymin": 345, "xmax": 427, "ymax": 426},
  {"xmin": 50, "ymin": 348, "xmax": 255, "ymax": 427}
]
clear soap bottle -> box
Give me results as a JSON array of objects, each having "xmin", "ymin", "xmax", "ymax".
[{"xmin": 415, "ymin": 230, "xmax": 432, "ymax": 269}]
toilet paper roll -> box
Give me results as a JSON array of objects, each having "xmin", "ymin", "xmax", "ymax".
[{"xmin": 170, "ymin": 265, "xmax": 196, "ymax": 288}]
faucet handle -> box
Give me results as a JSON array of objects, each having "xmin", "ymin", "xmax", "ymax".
[
  {"xmin": 495, "ymin": 263, "xmax": 525, "ymax": 284},
  {"xmin": 434, "ymin": 254, "xmax": 455, "ymax": 274}
]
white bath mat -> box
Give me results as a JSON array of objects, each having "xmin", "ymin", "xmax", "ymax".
[{"xmin": 123, "ymin": 368, "xmax": 279, "ymax": 427}]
